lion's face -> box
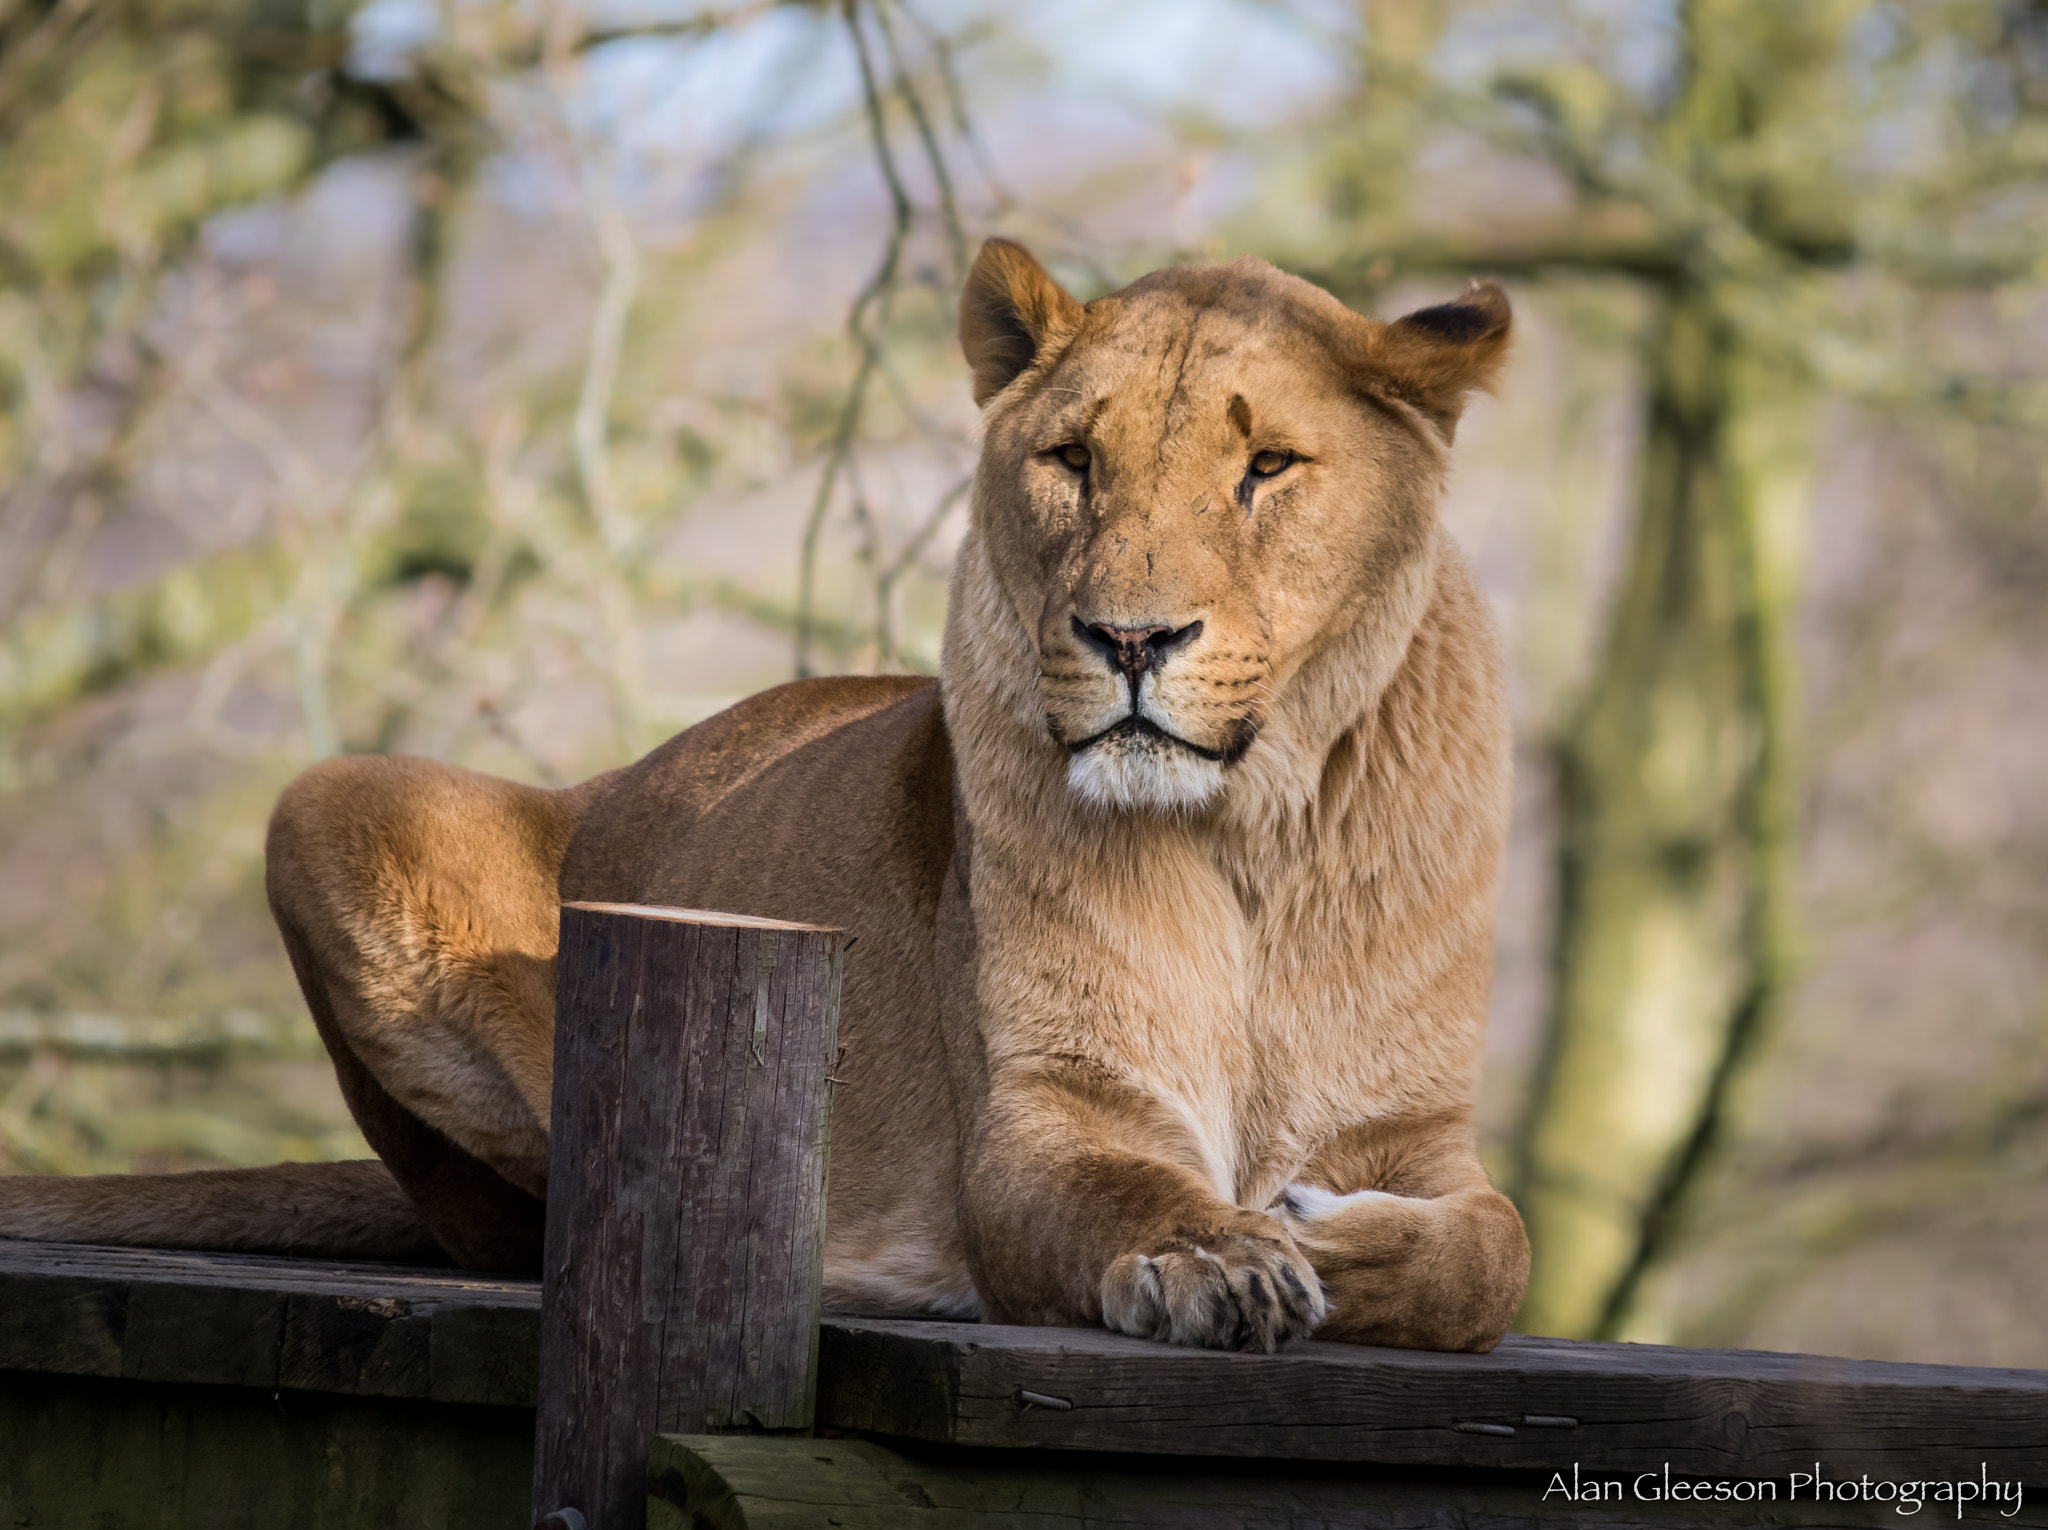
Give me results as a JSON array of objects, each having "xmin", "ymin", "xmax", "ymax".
[{"xmin": 957, "ymin": 243, "xmax": 1509, "ymax": 813}]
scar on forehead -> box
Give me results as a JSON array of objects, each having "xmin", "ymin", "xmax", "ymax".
[{"xmin": 1227, "ymin": 394, "xmax": 1252, "ymax": 438}]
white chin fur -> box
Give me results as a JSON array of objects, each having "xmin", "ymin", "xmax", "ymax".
[{"xmin": 1066, "ymin": 741, "xmax": 1224, "ymax": 812}]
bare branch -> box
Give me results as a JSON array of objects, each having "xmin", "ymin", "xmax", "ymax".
[
  {"xmin": 874, "ymin": 0, "xmax": 967, "ymax": 281},
  {"xmin": 896, "ymin": 0, "xmax": 1012, "ymax": 216},
  {"xmin": 795, "ymin": 0, "xmax": 915, "ymax": 679}
]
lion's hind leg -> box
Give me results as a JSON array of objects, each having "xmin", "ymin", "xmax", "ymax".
[{"xmin": 265, "ymin": 754, "xmax": 592, "ymax": 1269}]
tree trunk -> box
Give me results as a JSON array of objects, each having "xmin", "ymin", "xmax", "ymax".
[{"xmin": 1513, "ymin": 283, "xmax": 1801, "ymax": 1338}]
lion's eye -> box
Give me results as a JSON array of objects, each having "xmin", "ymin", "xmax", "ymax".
[
  {"xmin": 1057, "ymin": 443, "xmax": 1091, "ymax": 472},
  {"xmin": 1249, "ymin": 449, "xmax": 1293, "ymax": 478}
]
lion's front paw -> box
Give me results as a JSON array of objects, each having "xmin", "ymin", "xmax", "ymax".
[{"xmin": 1100, "ymin": 1229, "xmax": 1327, "ymax": 1352}]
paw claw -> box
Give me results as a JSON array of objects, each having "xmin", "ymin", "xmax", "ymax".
[{"xmin": 1101, "ymin": 1229, "xmax": 1325, "ymax": 1352}]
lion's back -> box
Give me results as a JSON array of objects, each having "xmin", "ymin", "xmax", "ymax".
[{"xmin": 558, "ymin": 673, "xmax": 954, "ymax": 941}]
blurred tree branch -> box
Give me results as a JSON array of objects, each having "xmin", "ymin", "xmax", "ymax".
[{"xmin": 795, "ymin": 0, "xmax": 973, "ymax": 678}]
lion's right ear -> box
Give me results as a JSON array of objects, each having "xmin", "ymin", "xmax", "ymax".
[{"xmin": 959, "ymin": 238, "xmax": 1083, "ymax": 407}]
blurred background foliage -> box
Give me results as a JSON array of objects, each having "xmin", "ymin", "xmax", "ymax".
[{"xmin": 2, "ymin": 0, "xmax": 2045, "ymax": 1365}]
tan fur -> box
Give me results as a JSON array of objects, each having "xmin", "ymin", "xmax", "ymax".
[
  {"xmin": 0, "ymin": 242, "xmax": 1528, "ymax": 1352},
  {"xmin": 0, "ymin": 1161, "xmax": 443, "ymax": 1262}
]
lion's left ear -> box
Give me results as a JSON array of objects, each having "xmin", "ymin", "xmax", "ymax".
[{"xmin": 1359, "ymin": 281, "xmax": 1512, "ymax": 436}]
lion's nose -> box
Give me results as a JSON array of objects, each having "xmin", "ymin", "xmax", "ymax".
[{"xmin": 1072, "ymin": 616, "xmax": 1204, "ymax": 679}]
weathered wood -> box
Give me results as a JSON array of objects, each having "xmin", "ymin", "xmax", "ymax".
[
  {"xmin": 0, "ymin": 1369, "xmax": 533, "ymax": 1530},
  {"xmin": 648, "ymin": 1433, "xmax": 2048, "ymax": 1529},
  {"xmin": 0, "ymin": 1237, "xmax": 541, "ymax": 1406},
  {"xmin": 533, "ymin": 903, "xmax": 844, "ymax": 1530},
  {"xmin": 6, "ymin": 1238, "xmax": 2048, "ymax": 1504},
  {"xmin": 817, "ymin": 1316, "xmax": 2048, "ymax": 1480}
]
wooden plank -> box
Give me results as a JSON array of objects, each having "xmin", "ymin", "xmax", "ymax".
[
  {"xmin": 0, "ymin": 1237, "xmax": 544, "ymax": 1302},
  {"xmin": 817, "ymin": 1317, "xmax": 2048, "ymax": 1480},
  {"xmin": 0, "ymin": 1264, "xmax": 126, "ymax": 1377},
  {"xmin": 122, "ymin": 1279, "xmax": 284, "ymax": 1387},
  {"xmin": 433, "ymin": 1302, "xmax": 545, "ymax": 1407},
  {"xmin": 0, "ymin": 1237, "xmax": 541, "ymax": 1407},
  {"xmin": 532, "ymin": 903, "xmax": 844, "ymax": 1530},
  {"xmin": 280, "ymin": 1290, "xmax": 432, "ymax": 1396},
  {"xmin": 648, "ymin": 1433, "xmax": 2048, "ymax": 1529},
  {"xmin": 6, "ymin": 1238, "xmax": 2048, "ymax": 1492},
  {"xmin": 0, "ymin": 1368, "xmax": 534, "ymax": 1530}
]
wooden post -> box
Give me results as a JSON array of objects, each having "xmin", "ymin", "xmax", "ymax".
[{"xmin": 531, "ymin": 902, "xmax": 843, "ymax": 1530}]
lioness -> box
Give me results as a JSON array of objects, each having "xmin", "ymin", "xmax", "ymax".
[{"xmin": 0, "ymin": 241, "xmax": 1527, "ymax": 1353}]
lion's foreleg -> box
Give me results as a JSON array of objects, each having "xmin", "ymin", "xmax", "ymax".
[
  {"xmin": 1269, "ymin": 1119, "xmax": 1530, "ymax": 1352},
  {"xmin": 960, "ymin": 1067, "xmax": 1326, "ymax": 1353}
]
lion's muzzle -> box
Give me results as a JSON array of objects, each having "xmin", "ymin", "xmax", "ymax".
[
  {"xmin": 1047, "ymin": 611, "xmax": 1261, "ymax": 812},
  {"xmin": 1070, "ymin": 616, "xmax": 1205, "ymax": 684}
]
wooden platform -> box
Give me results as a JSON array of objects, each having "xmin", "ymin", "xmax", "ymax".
[
  {"xmin": 5, "ymin": 1238, "xmax": 2046, "ymax": 1527},
  {"xmin": 0, "ymin": 1240, "xmax": 541, "ymax": 1530},
  {"xmin": 819, "ymin": 1315, "xmax": 2048, "ymax": 1480},
  {"xmin": 644, "ymin": 1433, "xmax": 2031, "ymax": 1530}
]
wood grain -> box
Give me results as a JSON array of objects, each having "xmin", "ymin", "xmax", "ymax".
[
  {"xmin": 817, "ymin": 1316, "xmax": 2048, "ymax": 1480},
  {"xmin": 647, "ymin": 1433, "xmax": 2048, "ymax": 1529},
  {"xmin": 531, "ymin": 903, "xmax": 844, "ymax": 1530},
  {"xmin": 0, "ymin": 1237, "xmax": 541, "ymax": 1406},
  {"xmin": 6, "ymin": 1239, "xmax": 2046, "ymax": 1491},
  {"xmin": 1, "ymin": 1369, "xmax": 535, "ymax": 1530}
]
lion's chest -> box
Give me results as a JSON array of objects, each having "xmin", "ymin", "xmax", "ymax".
[
  {"xmin": 1183, "ymin": 882, "xmax": 1478, "ymax": 1210},
  {"xmin": 973, "ymin": 804, "xmax": 1484, "ymax": 1211},
  {"xmin": 1079, "ymin": 913, "xmax": 1421, "ymax": 1210}
]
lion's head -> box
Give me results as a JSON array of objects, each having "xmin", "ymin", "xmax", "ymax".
[{"xmin": 950, "ymin": 239, "xmax": 1509, "ymax": 814}]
